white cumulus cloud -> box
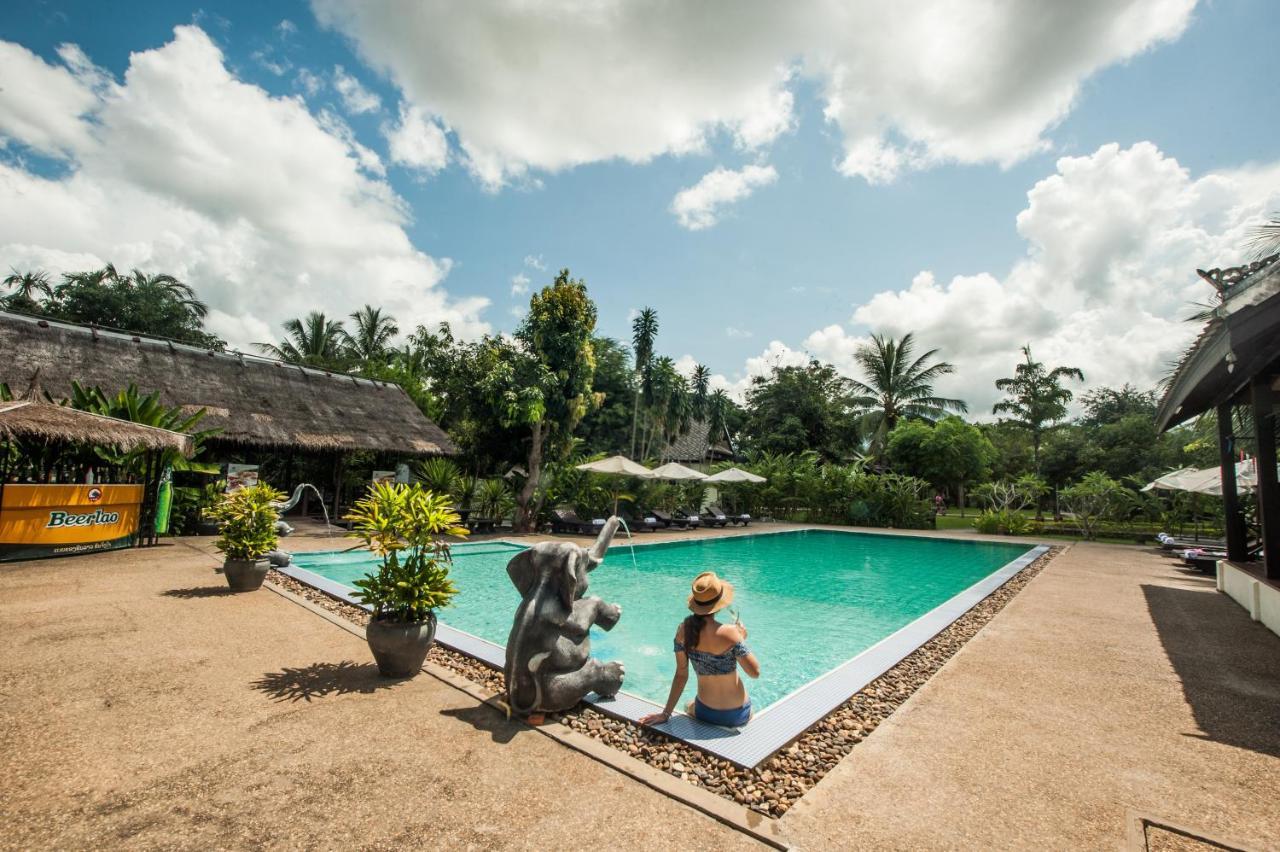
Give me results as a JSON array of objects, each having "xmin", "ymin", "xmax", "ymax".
[
  {"xmin": 0, "ymin": 26, "xmax": 488, "ymax": 349},
  {"xmin": 312, "ymin": 0, "xmax": 1195, "ymax": 188},
  {"xmin": 671, "ymin": 164, "xmax": 778, "ymax": 230},
  {"xmin": 510, "ymin": 272, "xmax": 530, "ymax": 296},
  {"xmin": 383, "ymin": 101, "xmax": 448, "ymax": 177},
  {"xmin": 712, "ymin": 142, "xmax": 1280, "ymax": 414},
  {"xmin": 332, "ymin": 64, "xmax": 381, "ymax": 114}
]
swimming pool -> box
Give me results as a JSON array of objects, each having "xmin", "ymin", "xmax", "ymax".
[{"xmin": 288, "ymin": 529, "xmax": 1037, "ymax": 713}]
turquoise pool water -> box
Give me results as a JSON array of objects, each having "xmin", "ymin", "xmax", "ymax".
[{"xmin": 293, "ymin": 530, "xmax": 1032, "ymax": 710}]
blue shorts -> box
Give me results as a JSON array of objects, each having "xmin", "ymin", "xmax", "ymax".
[{"xmin": 694, "ymin": 697, "xmax": 751, "ymax": 727}]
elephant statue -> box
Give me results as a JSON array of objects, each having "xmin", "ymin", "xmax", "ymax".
[{"xmin": 504, "ymin": 516, "xmax": 625, "ymax": 715}]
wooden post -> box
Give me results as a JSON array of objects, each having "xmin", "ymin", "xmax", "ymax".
[
  {"xmin": 1217, "ymin": 402, "xmax": 1248, "ymax": 562},
  {"xmin": 1251, "ymin": 378, "xmax": 1280, "ymax": 579},
  {"xmin": 332, "ymin": 453, "xmax": 344, "ymax": 521}
]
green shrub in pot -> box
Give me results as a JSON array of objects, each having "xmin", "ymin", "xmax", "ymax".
[
  {"xmin": 345, "ymin": 482, "xmax": 468, "ymax": 677},
  {"xmin": 203, "ymin": 484, "xmax": 284, "ymax": 591}
]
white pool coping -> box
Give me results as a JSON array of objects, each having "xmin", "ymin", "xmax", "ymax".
[{"xmin": 276, "ymin": 530, "xmax": 1048, "ymax": 768}]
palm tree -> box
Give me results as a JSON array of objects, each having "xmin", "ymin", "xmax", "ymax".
[
  {"xmin": 849, "ymin": 332, "xmax": 967, "ymax": 449},
  {"xmin": 629, "ymin": 307, "xmax": 659, "ymax": 457},
  {"xmin": 2, "ymin": 269, "xmax": 53, "ymax": 312},
  {"xmin": 344, "ymin": 305, "xmax": 399, "ymax": 367},
  {"xmin": 707, "ymin": 387, "xmax": 732, "ymax": 463},
  {"xmin": 1247, "ymin": 212, "xmax": 1280, "ymax": 258},
  {"xmin": 127, "ymin": 269, "xmax": 209, "ymax": 319},
  {"xmin": 690, "ymin": 364, "xmax": 711, "ymax": 420},
  {"xmin": 257, "ymin": 312, "xmax": 349, "ymax": 368},
  {"xmin": 991, "ymin": 345, "xmax": 1083, "ymax": 473}
]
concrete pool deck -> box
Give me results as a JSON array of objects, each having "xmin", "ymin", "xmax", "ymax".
[{"xmin": 2, "ymin": 526, "xmax": 1278, "ymax": 849}]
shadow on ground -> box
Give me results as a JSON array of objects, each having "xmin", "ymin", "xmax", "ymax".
[
  {"xmin": 1142, "ymin": 583, "xmax": 1280, "ymax": 759},
  {"xmin": 161, "ymin": 586, "xmax": 234, "ymax": 599},
  {"xmin": 251, "ymin": 660, "xmax": 402, "ymax": 702},
  {"xmin": 439, "ymin": 703, "xmax": 528, "ymax": 745}
]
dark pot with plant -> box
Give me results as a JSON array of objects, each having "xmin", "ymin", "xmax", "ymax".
[
  {"xmin": 346, "ymin": 482, "xmax": 468, "ymax": 678},
  {"xmin": 203, "ymin": 484, "xmax": 285, "ymax": 592}
]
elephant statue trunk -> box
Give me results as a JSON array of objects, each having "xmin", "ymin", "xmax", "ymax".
[{"xmin": 503, "ymin": 515, "xmax": 627, "ymax": 715}]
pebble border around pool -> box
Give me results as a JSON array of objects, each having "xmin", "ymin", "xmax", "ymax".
[
  {"xmin": 275, "ymin": 531, "xmax": 1049, "ymax": 768},
  {"xmin": 267, "ymin": 544, "xmax": 1062, "ymax": 818}
]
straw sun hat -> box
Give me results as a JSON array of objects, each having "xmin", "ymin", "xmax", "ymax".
[{"xmin": 687, "ymin": 571, "xmax": 734, "ymax": 615}]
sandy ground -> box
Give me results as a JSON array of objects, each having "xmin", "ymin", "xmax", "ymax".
[
  {"xmin": 781, "ymin": 542, "xmax": 1280, "ymax": 850},
  {"xmin": 3, "ymin": 526, "xmax": 1278, "ymax": 850},
  {"xmin": 0, "ymin": 539, "xmax": 759, "ymax": 850}
]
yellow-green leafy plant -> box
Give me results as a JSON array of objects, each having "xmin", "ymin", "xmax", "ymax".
[
  {"xmin": 204, "ymin": 484, "xmax": 285, "ymax": 560},
  {"xmin": 345, "ymin": 482, "xmax": 468, "ymax": 623}
]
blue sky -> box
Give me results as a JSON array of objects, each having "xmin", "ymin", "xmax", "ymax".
[{"xmin": 2, "ymin": 0, "xmax": 1278, "ymax": 409}]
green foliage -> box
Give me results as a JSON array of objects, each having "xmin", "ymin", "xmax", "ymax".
[
  {"xmin": 973, "ymin": 475, "xmax": 1046, "ymax": 514},
  {"xmin": 848, "ymin": 333, "xmax": 967, "ymax": 451},
  {"xmin": 576, "ymin": 336, "xmax": 636, "ymax": 456},
  {"xmin": 414, "ymin": 457, "xmax": 462, "ymax": 501},
  {"xmin": 36, "ymin": 265, "xmax": 222, "ymax": 348},
  {"xmin": 992, "ymin": 345, "xmax": 1084, "ymax": 471},
  {"xmin": 344, "ymin": 483, "xmax": 468, "ymax": 622},
  {"xmin": 68, "ymin": 381, "xmax": 220, "ymax": 477},
  {"xmin": 257, "ymin": 311, "xmax": 350, "ymax": 369},
  {"xmin": 743, "ymin": 360, "xmax": 861, "ymax": 462},
  {"xmin": 1059, "ymin": 472, "xmax": 1123, "ymax": 540},
  {"xmin": 973, "ymin": 509, "xmax": 1031, "ymax": 536},
  {"xmin": 886, "ymin": 416, "xmax": 994, "ymax": 493},
  {"xmin": 473, "ymin": 478, "xmax": 515, "ymax": 521},
  {"xmin": 205, "ymin": 484, "xmax": 285, "ymax": 560},
  {"xmin": 714, "ymin": 452, "xmax": 933, "ymax": 529}
]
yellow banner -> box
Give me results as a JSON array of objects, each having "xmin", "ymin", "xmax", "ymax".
[{"xmin": 0, "ymin": 484, "xmax": 143, "ymax": 561}]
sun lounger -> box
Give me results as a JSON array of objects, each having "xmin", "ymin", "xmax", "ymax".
[
  {"xmin": 711, "ymin": 504, "xmax": 751, "ymax": 526},
  {"xmin": 676, "ymin": 508, "xmax": 703, "ymax": 529},
  {"xmin": 620, "ymin": 511, "xmax": 658, "ymax": 533},
  {"xmin": 700, "ymin": 507, "xmax": 729, "ymax": 527},
  {"xmin": 551, "ymin": 508, "xmax": 604, "ymax": 535},
  {"xmin": 649, "ymin": 509, "xmax": 688, "ymax": 529}
]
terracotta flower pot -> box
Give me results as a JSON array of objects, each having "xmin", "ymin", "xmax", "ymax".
[
  {"xmin": 223, "ymin": 558, "xmax": 268, "ymax": 592},
  {"xmin": 366, "ymin": 613, "xmax": 437, "ymax": 678}
]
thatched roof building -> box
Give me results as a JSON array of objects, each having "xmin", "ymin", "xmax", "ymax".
[
  {"xmin": 661, "ymin": 420, "xmax": 735, "ymax": 464},
  {"xmin": 0, "ymin": 312, "xmax": 455, "ymax": 456}
]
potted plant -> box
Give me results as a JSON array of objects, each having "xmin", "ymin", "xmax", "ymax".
[
  {"xmin": 203, "ymin": 484, "xmax": 285, "ymax": 592},
  {"xmin": 345, "ymin": 482, "xmax": 468, "ymax": 678}
]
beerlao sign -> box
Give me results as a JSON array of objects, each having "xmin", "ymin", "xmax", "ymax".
[{"xmin": 0, "ymin": 484, "xmax": 143, "ymax": 562}]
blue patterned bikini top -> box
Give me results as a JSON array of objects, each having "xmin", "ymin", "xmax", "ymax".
[{"xmin": 674, "ymin": 639, "xmax": 750, "ymax": 676}]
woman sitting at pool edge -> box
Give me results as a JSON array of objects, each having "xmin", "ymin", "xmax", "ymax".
[{"xmin": 639, "ymin": 571, "xmax": 760, "ymax": 728}]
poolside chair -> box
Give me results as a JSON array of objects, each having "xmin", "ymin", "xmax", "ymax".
[
  {"xmin": 551, "ymin": 508, "xmax": 603, "ymax": 535},
  {"xmin": 676, "ymin": 508, "xmax": 703, "ymax": 529},
  {"xmin": 649, "ymin": 508, "xmax": 688, "ymax": 529},
  {"xmin": 700, "ymin": 506, "xmax": 729, "ymax": 527},
  {"xmin": 711, "ymin": 505, "xmax": 751, "ymax": 526},
  {"xmin": 619, "ymin": 510, "xmax": 658, "ymax": 533}
]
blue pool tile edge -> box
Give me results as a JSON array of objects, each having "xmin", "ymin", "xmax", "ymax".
[{"xmin": 277, "ymin": 538, "xmax": 1049, "ymax": 769}]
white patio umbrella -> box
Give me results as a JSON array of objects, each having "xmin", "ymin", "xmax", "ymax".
[
  {"xmin": 705, "ymin": 466, "xmax": 767, "ymax": 484},
  {"xmin": 1141, "ymin": 467, "xmax": 1199, "ymax": 492},
  {"xmin": 1144, "ymin": 460, "xmax": 1264, "ymax": 495},
  {"xmin": 575, "ymin": 455, "xmax": 652, "ymax": 514},
  {"xmin": 645, "ymin": 462, "xmax": 708, "ymax": 481}
]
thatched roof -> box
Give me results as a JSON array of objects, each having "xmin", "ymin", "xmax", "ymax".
[
  {"xmin": 0, "ymin": 312, "xmax": 457, "ymax": 456},
  {"xmin": 661, "ymin": 420, "xmax": 735, "ymax": 463},
  {"xmin": 0, "ymin": 379, "xmax": 194, "ymax": 456}
]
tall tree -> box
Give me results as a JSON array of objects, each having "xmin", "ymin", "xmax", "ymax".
[
  {"xmin": 507, "ymin": 269, "xmax": 599, "ymax": 530},
  {"xmin": 707, "ymin": 388, "xmax": 734, "ymax": 461},
  {"xmin": 849, "ymin": 332, "xmax": 967, "ymax": 450},
  {"xmin": 991, "ymin": 345, "xmax": 1084, "ymax": 473},
  {"xmin": 886, "ymin": 416, "xmax": 995, "ymax": 512},
  {"xmin": 742, "ymin": 360, "xmax": 860, "ymax": 462},
  {"xmin": 257, "ymin": 312, "xmax": 350, "ymax": 369},
  {"xmin": 2, "ymin": 269, "xmax": 53, "ymax": 313},
  {"xmin": 629, "ymin": 307, "xmax": 658, "ymax": 457},
  {"xmin": 577, "ymin": 337, "xmax": 636, "ymax": 456},
  {"xmin": 344, "ymin": 305, "xmax": 399, "ymax": 367}
]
